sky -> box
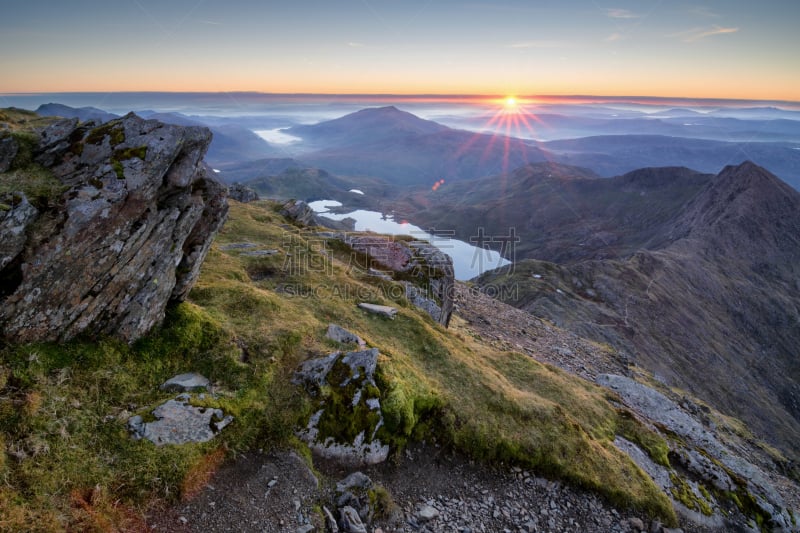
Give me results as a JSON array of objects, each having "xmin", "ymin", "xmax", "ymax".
[{"xmin": 1, "ymin": 0, "xmax": 799, "ymax": 101}]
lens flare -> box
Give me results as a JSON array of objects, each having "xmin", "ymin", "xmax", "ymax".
[{"xmin": 504, "ymin": 96, "xmax": 517, "ymax": 108}]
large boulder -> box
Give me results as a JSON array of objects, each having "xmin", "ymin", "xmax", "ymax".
[{"xmin": 0, "ymin": 113, "xmax": 228, "ymax": 343}]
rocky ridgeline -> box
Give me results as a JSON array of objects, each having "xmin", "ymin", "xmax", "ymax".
[{"xmin": 0, "ymin": 113, "xmax": 228, "ymax": 342}]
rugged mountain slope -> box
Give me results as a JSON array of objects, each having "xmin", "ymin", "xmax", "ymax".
[
  {"xmin": 476, "ymin": 162, "xmax": 800, "ymax": 462},
  {"xmin": 408, "ymin": 162, "xmax": 713, "ymax": 262}
]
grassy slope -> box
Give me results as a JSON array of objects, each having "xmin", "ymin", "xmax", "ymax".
[{"xmin": 0, "ymin": 198, "xmax": 677, "ymax": 530}]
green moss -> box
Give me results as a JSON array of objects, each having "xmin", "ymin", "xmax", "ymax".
[
  {"xmin": 617, "ymin": 411, "xmax": 670, "ymax": 467},
  {"xmin": 112, "ymin": 160, "xmax": 125, "ymax": 179},
  {"xmin": 368, "ymin": 484, "xmax": 397, "ymax": 520},
  {"xmin": 85, "ymin": 122, "xmax": 125, "ymax": 146},
  {"xmin": 669, "ymin": 474, "xmax": 713, "ymax": 516},
  {"xmin": 113, "ymin": 145, "xmax": 147, "ymax": 161},
  {"xmin": 0, "ymin": 164, "xmax": 66, "ymax": 210}
]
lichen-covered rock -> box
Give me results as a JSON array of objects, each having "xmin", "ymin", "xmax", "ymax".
[
  {"xmin": 295, "ymin": 349, "xmax": 389, "ymax": 465},
  {"xmin": 128, "ymin": 393, "xmax": 233, "ymax": 446},
  {"xmin": 0, "ymin": 113, "xmax": 228, "ymax": 343}
]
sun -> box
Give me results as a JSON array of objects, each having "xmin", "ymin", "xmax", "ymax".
[{"xmin": 504, "ymin": 96, "xmax": 518, "ymax": 109}]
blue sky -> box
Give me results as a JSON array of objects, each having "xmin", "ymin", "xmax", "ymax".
[{"xmin": 1, "ymin": 0, "xmax": 798, "ymax": 100}]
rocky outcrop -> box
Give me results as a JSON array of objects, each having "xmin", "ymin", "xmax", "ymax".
[
  {"xmin": 598, "ymin": 374, "xmax": 794, "ymax": 531},
  {"xmin": 321, "ymin": 233, "xmax": 454, "ymax": 327},
  {"xmin": 228, "ymin": 182, "xmax": 259, "ymax": 203},
  {"xmin": 0, "ymin": 113, "xmax": 228, "ymax": 343}
]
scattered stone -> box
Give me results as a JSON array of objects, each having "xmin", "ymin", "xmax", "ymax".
[
  {"xmin": 326, "ymin": 324, "xmax": 366, "ymax": 347},
  {"xmin": 336, "ymin": 472, "xmax": 374, "ymax": 522},
  {"xmin": 128, "ymin": 394, "xmax": 233, "ymax": 445},
  {"xmin": 417, "ymin": 504, "xmax": 440, "ymax": 522},
  {"xmin": 339, "ymin": 505, "xmax": 367, "ymax": 533},
  {"xmin": 159, "ymin": 372, "xmax": 210, "ymax": 392},
  {"xmin": 323, "ymin": 506, "xmax": 339, "ymax": 533},
  {"xmin": 358, "ymin": 303, "xmax": 398, "ymax": 319},
  {"xmin": 628, "ymin": 517, "xmax": 645, "ymax": 531}
]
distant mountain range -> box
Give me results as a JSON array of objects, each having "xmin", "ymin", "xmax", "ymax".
[
  {"xmin": 32, "ymin": 103, "xmax": 800, "ymax": 192},
  {"xmin": 475, "ymin": 161, "xmax": 800, "ymax": 460},
  {"xmin": 283, "ymin": 106, "xmax": 800, "ymax": 190}
]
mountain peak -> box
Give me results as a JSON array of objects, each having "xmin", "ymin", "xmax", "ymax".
[{"xmin": 288, "ymin": 105, "xmax": 449, "ymax": 148}]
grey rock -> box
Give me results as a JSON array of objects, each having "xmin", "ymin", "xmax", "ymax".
[
  {"xmin": 404, "ymin": 283, "xmax": 442, "ymax": 322},
  {"xmin": 323, "ymin": 506, "xmax": 339, "ymax": 533},
  {"xmin": 339, "ymin": 506, "xmax": 367, "ymax": 533},
  {"xmin": 0, "ymin": 113, "xmax": 228, "ymax": 343},
  {"xmin": 228, "ymin": 183, "xmax": 259, "ymax": 203},
  {"xmin": 220, "ymin": 242, "xmax": 258, "ymax": 250},
  {"xmin": 358, "ymin": 303, "xmax": 398, "ymax": 319},
  {"xmin": 0, "ymin": 192, "xmax": 38, "ymax": 271},
  {"xmin": 628, "ymin": 517, "xmax": 644, "ymax": 531},
  {"xmin": 326, "ymin": 324, "xmax": 366, "ymax": 347},
  {"xmin": 296, "ymin": 525, "xmax": 315, "ymax": 533},
  {"xmin": 239, "ymin": 249, "xmax": 279, "ymax": 257},
  {"xmin": 159, "ymin": 372, "xmax": 210, "ymax": 392},
  {"xmin": 281, "ymin": 200, "xmax": 317, "ymax": 226},
  {"xmin": 0, "ymin": 134, "xmax": 18, "ymax": 173},
  {"xmin": 336, "ymin": 472, "xmax": 374, "ymax": 522},
  {"xmin": 417, "ymin": 505, "xmax": 440, "ymax": 522},
  {"xmin": 128, "ymin": 395, "xmax": 232, "ymax": 445}
]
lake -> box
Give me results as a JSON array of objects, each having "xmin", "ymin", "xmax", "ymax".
[{"xmin": 308, "ymin": 200, "xmax": 510, "ymax": 280}]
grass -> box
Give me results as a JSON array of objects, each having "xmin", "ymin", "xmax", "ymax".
[{"xmin": 0, "ymin": 198, "xmax": 680, "ymax": 530}]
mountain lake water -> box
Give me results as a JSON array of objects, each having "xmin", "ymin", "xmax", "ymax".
[{"xmin": 308, "ymin": 200, "xmax": 510, "ymax": 280}]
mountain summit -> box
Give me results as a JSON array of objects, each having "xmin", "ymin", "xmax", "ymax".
[{"xmin": 288, "ymin": 106, "xmax": 449, "ymax": 149}]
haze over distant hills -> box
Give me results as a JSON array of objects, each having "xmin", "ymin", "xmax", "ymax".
[{"xmin": 13, "ymin": 95, "xmax": 800, "ymax": 192}]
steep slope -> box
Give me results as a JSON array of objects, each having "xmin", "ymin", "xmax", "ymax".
[
  {"xmin": 409, "ymin": 162, "xmax": 713, "ymax": 262},
  {"xmin": 476, "ymin": 162, "xmax": 800, "ymax": 461}
]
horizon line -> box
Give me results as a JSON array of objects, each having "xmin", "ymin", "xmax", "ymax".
[{"xmin": 2, "ymin": 91, "xmax": 799, "ymax": 107}]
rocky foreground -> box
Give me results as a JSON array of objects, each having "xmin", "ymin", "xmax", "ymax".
[{"xmin": 0, "ymin": 112, "xmax": 228, "ymax": 342}]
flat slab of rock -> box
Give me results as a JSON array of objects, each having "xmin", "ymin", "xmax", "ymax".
[
  {"xmin": 160, "ymin": 372, "xmax": 210, "ymax": 392},
  {"xmin": 358, "ymin": 303, "xmax": 397, "ymax": 319},
  {"xmin": 128, "ymin": 394, "xmax": 233, "ymax": 445},
  {"xmin": 327, "ymin": 324, "xmax": 366, "ymax": 347}
]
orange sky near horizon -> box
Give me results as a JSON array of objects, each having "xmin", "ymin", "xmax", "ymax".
[{"xmin": 2, "ymin": 1, "xmax": 799, "ymax": 103}]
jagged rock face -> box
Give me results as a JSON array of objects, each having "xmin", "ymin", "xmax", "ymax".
[{"xmin": 0, "ymin": 113, "xmax": 228, "ymax": 343}]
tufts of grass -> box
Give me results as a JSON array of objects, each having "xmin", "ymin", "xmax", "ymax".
[{"xmin": 0, "ymin": 199, "xmax": 680, "ymax": 529}]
